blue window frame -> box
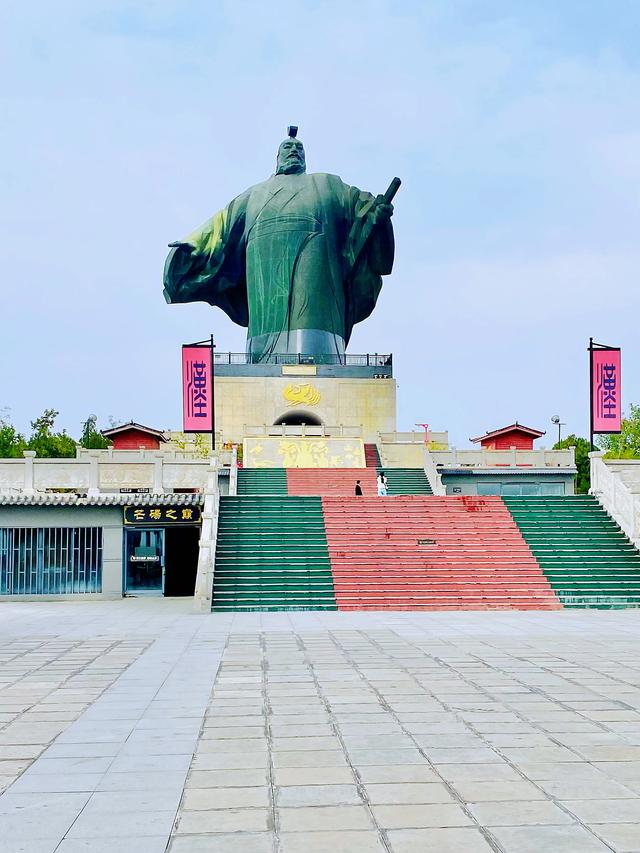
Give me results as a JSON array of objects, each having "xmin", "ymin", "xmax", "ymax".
[{"xmin": 0, "ymin": 527, "xmax": 103, "ymax": 595}]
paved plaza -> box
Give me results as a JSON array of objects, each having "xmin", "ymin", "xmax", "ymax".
[{"xmin": 2, "ymin": 602, "xmax": 640, "ymax": 851}]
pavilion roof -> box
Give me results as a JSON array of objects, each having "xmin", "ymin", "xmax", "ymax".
[
  {"xmin": 470, "ymin": 422, "xmax": 545, "ymax": 444},
  {"xmin": 101, "ymin": 421, "xmax": 168, "ymax": 442}
]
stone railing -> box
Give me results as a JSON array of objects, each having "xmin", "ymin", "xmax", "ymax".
[
  {"xmin": 590, "ymin": 453, "xmax": 640, "ymax": 548},
  {"xmin": 378, "ymin": 431, "xmax": 449, "ymax": 448},
  {"xmin": 378, "ymin": 431, "xmax": 450, "ymax": 468},
  {"xmin": 193, "ymin": 459, "xmax": 220, "ymax": 612},
  {"xmin": 229, "ymin": 446, "xmax": 238, "ymax": 496},
  {"xmin": 423, "ymin": 451, "xmax": 446, "ymax": 496},
  {"xmin": 243, "ymin": 424, "xmax": 362, "ymax": 438},
  {"xmin": 429, "ymin": 448, "xmax": 576, "ymax": 469},
  {"xmin": 0, "ymin": 450, "xmax": 232, "ymax": 496},
  {"xmin": 76, "ymin": 446, "xmax": 233, "ymax": 464}
]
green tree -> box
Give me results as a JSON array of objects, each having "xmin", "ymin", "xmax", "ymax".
[
  {"xmin": 597, "ymin": 404, "xmax": 640, "ymax": 459},
  {"xmin": 0, "ymin": 412, "xmax": 26, "ymax": 458},
  {"xmin": 80, "ymin": 415, "xmax": 110, "ymax": 449},
  {"xmin": 27, "ymin": 409, "xmax": 77, "ymax": 458},
  {"xmin": 171, "ymin": 431, "xmax": 211, "ymax": 458},
  {"xmin": 553, "ymin": 434, "xmax": 591, "ymax": 494}
]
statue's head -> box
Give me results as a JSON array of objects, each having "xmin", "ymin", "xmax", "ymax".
[{"xmin": 276, "ymin": 126, "xmax": 306, "ymax": 175}]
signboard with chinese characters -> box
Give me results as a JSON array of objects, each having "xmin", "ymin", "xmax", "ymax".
[
  {"xmin": 590, "ymin": 343, "xmax": 622, "ymax": 435},
  {"xmin": 123, "ymin": 505, "xmax": 202, "ymax": 526},
  {"xmin": 182, "ymin": 342, "xmax": 214, "ymax": 433}
]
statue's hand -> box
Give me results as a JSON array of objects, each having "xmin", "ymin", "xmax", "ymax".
[
  {"xmin": 168, "ymin": 241, "xmax": 193, "ymax": 251},
  {"xmin": 372, "ymin": 202, "xmax": 394, "ymax": 224}
]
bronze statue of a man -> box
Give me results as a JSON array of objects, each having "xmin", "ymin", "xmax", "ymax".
[{"xmin": 163, "ymin": 128, "xmax": 395, "ymax": 361}]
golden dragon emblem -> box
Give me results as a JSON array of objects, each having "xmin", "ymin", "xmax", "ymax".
[{"xmin": 282, "ymin": 383, "xmax": 321, "ymax": 406}]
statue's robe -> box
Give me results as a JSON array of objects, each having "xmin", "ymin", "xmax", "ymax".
[{"xmin": 163, "ymin": 172, "xmax": 394, "ymax": 361}]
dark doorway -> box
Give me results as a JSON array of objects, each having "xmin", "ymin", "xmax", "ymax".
[
  {"xmin": 273, "ymin": 410, "xmax": 322, "ymax": 426},
  {"xmin": 163, "ymin": 526, "xmax": 200, "ymax": 596},
  {"xmin": 125, "ymin": 528, "xmax": 164, "ymax": 594}
]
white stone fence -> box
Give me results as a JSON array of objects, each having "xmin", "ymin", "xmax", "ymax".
[
  {"xmin": 379, "ymin": 431, "xmax": 449, "ymax": 447},
  {"xmin": 243, "ymin": 424, "xmax": 363, "ymax": 438},
  {"xmin": 429, "ymin": 448, "xmax": 576, "ymax": 469},
  {"xmin": 193, "ymin": 459, "xmax": 221, "ymax": 612},
  {"xmin": 0, "ymin": 450, "xmax": 233, "ymax": 496},
  {"xmin": 229, "ymin": 446, "xmax": 238, "ymax": 496},
  {"xmin": 423, "ymin": 451, "xmax": 446, "ymax": 496},
  {"xmin": 590, "ymin": 453, "xmax": 640, "ymax": 549}
]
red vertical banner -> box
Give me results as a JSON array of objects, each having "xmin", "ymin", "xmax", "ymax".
[
  {"xmin": 182, "ymin": 344, "xmax": 214, "ymax": 433},
  {"xmin": 590, "ymin": 345, "xmax": 622, "ymax": 434}
]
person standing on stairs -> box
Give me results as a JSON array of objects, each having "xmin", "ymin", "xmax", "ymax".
[
  {"xmin": 355, "ymin": 480, "xmax": 363, "ymax": 496},
  {"xmin": 377, "ymin": 471, "xmax": 388, "ymax": 496}
]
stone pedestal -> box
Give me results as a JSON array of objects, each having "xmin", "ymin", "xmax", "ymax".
[{"xmin": 214, "ymin": 361, "xmax": 397, "ymax": 445}]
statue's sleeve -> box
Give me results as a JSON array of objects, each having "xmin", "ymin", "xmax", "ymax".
[
  {"xmin": 342, "ymin": 184, "xmax": 395, "ymax": 341},
  {"xmin": 163, "ymin": 191, "xmax": 250, "ymax": 327}
]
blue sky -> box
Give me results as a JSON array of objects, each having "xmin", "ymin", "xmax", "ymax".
[{"xmin": 1, "ymin": 1, "xmax": 639, "ymax": 446}]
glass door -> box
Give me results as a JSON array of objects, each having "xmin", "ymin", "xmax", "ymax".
[{"xmin": 125, "ymin": 528, "xmax": 164, "ymax": 594}]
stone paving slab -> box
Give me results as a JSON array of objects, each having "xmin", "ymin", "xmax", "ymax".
[
  {"xmin": 4, "ymin": 602, "xmax": 640, "ymax": 851},
  {"xmin": 169, "ymin": 607, "xmax": 640, "ymax": 852},
  {"xmin": 0, "ymin": 630, "xmax": 151, "ymax": 791},
  {"xmin": 0, "ymin": 600, "xmax": 224, "ymax": 852}
]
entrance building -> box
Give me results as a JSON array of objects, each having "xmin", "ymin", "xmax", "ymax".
[{"xmin": 0, "ymin": 494, "xmax": 204, "ymax": 599}]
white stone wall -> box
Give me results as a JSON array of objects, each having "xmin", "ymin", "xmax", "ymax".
[
  {"xmin": 0, "ymin": 452, "xmax": 221, "ymax": 495},
  {"xmin": 590, "ymin": 453, "xmax": 640, "ymax": 548},
  {"xmin": 429, "ymin": 448, "xmax": 576, "ymax": 469}
]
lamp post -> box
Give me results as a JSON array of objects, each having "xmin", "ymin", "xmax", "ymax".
[
  {"xmin": 415, "ymin": 423, "xmax": 430, "ymax": 446},
  {"xmin": 551, "ymin": 415, "xmax": 565, "ymax": 445}
]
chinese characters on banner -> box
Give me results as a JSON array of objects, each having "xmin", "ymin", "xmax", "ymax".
[
  {"xmin": 590, "ymin": 345, "xmax": 622, "ymax": 434},
  {"xmin": 124, "ymin": 505, "xmax": 202, "ymax": 525},
  {"xmin": 182, "ymin": 344, "xmax": 214, "ymax": 433}
]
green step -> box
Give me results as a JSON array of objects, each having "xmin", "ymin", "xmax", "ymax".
[
  {"xmin": 212, "ymin": 495, "xmax": 337, "ymax": 612},
  {"xmin": 378, "ymin": 468, "xmax": 433, "ymax": 495},
  {"xmin": 504, "ymin": 496, "xmax": 640, "ymax": 609},
  {"xmin": 237, "ymin": 469, "xmax": 288, "ymax": 495}
]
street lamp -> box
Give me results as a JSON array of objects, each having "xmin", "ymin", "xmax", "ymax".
[{"xmin": 551, "ymin": 415, "xmax": 565, "ymax": 445}]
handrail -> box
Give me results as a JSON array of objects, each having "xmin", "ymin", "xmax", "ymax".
[
  {"xmin": 193, "ymin": 458, "xmax": 220, "ymax": 612},
  {"xmin": 0, "ymin": 450, "xmax": 230, "ymax": 495},
  {"xmin": 213, "ymin": 352, "xmax": 392, "ymax": 367},
  {"xmin": 423, "ymin": 450, "xmax": 446, "ymax": 495},
  {"xmin": 590, "ymin": 453, "xmax": 640, "ymax": 549},
  {"xmin": 429, "ymin": 448, "xmax": 576, "ymax": 469}
]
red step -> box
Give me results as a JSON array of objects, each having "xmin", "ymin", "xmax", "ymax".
[
  {"xmin": 364, "ymin": 443, "xmax": 381, "ymax": 468},
  {"xmin": 287, "ymin": 468, "xmax": 377, "ymax": 496},
  {"xmin": 321, "ymin": 496, "xmax": 562, "ymax": 611}
]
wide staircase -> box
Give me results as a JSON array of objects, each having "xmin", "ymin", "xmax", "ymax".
[
  {"xmin": 321, "ymin": 495, "xmax": 561, "ymax": 610},
  {"xmin": 237, "ymin": 466, "xmax": 433, "ymax": 496},
  {"xmin": 237, "ymin": 468, "xmax": 287, "ymax": 495},
  {"xmin": 381, "ymin": 468, "xmax": 433, "ymax": 495},
  {"xmin": 220, "ymin": 476, "xmax": 640, "ymax": 611},
  {"xmin": 364, "ymin": 443, "xmax": 382, "ymax": 467},
  {"xmin": 212, "ymin": 496, "xmax": 336, "ymax": 611},
  {"xmin": 504, "ymin": 495, "xmax": 640, "ymax": 608},
  {"xmin": 287, "ymin": 468, "xmax": 378, "ymax": 496}
]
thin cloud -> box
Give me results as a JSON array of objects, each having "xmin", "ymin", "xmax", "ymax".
[{"xmin": 0, "ymin": 1, "xmax": 639, "ymax": 443}]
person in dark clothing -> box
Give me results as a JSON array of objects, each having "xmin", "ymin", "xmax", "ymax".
[{"xmin": 355, "ymin": 480, "xmax": 363, "ymax": 496}]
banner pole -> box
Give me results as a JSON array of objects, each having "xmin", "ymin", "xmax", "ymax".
[
  {"xmin": 589, "ymin": 336, "xmax": 594, "ymax": 452},
  {"xmin": 210, "ymin": 334, "xmax": 215, "ymax": 452}
]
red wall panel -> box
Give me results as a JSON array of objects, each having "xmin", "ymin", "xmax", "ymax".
[{"xmin": 111, "ymin": 430, "xmax": 161, "ymax": 450}]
